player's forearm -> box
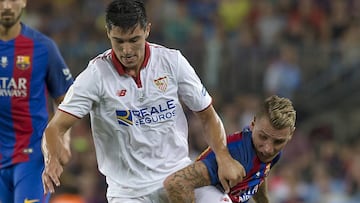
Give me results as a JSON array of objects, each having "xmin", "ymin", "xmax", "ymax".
[
  {"xmin": 165, "ymin": 183, "xmax": 195, "ymax": 203},
  {"xmin": 43, "ymin": 124, "xmax": 66, "ymax": 160},
  {"xmin": 44, "ymin": 96, "xmax": 68, "ymax": 159},
  {"xmin": 164, "ymin": 168, "xmax": 196, "ymax": 203},
  {"xmin": 203, "ymin": 110, "xmax": 235, "ymax": 169},
  {"xmin": 164, "ymin": 162, "xmax": 211, "ymax": 203},
  {"xmin": 196, "ymin": 106, "xmax": 228, "ymax": 158},
  {"xmin": 43, "ymin": 110, "xmax": 76, "ymax": 162}
]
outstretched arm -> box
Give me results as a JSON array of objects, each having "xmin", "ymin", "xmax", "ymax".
[
  {"xmin": 164, "ymin": 161, "xmax": 211, "ymax": 203},
  {"xmin": 195, "ymin": 105, "xmax": 246, "ymax": 193},
  {"xmin": 45, "ymin": 95, "xmax": 72, "ymax": 163},
  {"xmin": 252, "ymin": 179, "xmax": 270, "ymax": 203},
  {"xmin": 42, "ymin": 110, "xmax": 79, "ymax": 194}
]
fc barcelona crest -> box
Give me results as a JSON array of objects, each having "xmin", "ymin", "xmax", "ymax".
[
  {"xmin": 154, "ymin": 76, "xmax": 168, "ymax": 92},
  {"xmin": 16, "ymin": 55, "xmax": 31, "ymax": 70}
]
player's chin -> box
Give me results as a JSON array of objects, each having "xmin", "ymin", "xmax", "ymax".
[
  {"xmin": 260, "ymin": 157, "xmax": 273, "ymax": 163},
  {"xmin": 258, "ymin": 153, "xmax": 275, "ymax": 163}
]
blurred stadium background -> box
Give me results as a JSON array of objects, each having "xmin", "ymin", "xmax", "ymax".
[{"xmin": 25, "ymin": 0, "xmax": 360, "ymax": 202}]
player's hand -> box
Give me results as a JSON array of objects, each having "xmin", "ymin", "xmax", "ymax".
[
  {"xmin": 42, "ymin": 155, "xmax": 64, "ymax": 194},
  {"xmin": 217, "ymin": 155, "xmax": 246, "ymax": 193}
]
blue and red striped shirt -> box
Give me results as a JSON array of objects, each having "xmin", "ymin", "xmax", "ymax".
[
  {"xmin": 198, "ymin": 127, "xmax": 281, "ymax": 203},
  {"xmin": 0, "ymin": 23, "xmax": 73, "ymax": 168}
]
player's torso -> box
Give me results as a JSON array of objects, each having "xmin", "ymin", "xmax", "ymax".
[
  {"xmin": 0, "ymin": 36, "xmax": 48, "ymax": 100},
  {"xmin": 229, "ymin": 161, "xmax": 271, "ymax": 203},
  {"xmin": 228, "ymin": 132, "xmax": 274, "ymax": 202},
  {"xmin": 0, "ymin": 27, "xmax": 50, "ymax": 167},
  {"xmin": 93, "ymin": 48, "xmax": 183, "ymax": 132},
  {"xmin": 87, "ymin": 47, "xmax": 192, "ymax": 185}
]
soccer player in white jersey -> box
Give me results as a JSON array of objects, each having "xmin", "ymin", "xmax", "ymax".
[{"xmin": 41, "ymin": 0, "xmax": 245, "ymax": 202}]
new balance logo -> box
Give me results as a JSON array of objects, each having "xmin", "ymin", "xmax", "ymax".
[{"xmin": 117, "ymin": 89, "xmax": 127, "ymax": 96}]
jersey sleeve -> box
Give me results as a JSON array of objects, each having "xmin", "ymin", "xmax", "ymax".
[
  {"xmin": 175, "ymin": 51, "xmax": 212, "ymax": 112},
  {"xmin": 200, "ymin": 132, "xmax": 247, "ymax": 186},
  {"xmin": 200, "ymin": 152, "xmax": 220, "ymax": 185},
  {"xmin": 45, "ymin": 38, "xmax": 74, "ymax": 99},
  {"xmin": 59, "ymin": 63, "xmax": 101, "ymax": 118}
]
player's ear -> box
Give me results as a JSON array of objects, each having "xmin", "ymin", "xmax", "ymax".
[
  {"xmin": 249, "ymin": 116, "xmax": 256, "ymax": 131},
  {"xmin": 105, "ymin": 25, "xmax": 111, "ymax": 38},
  {"xmin": 145, "ymin": 23, "xmax": 151, "ymax": 39}
]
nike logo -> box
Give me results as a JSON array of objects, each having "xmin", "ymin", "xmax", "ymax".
[{"xmin": 24, "ymin": 198, "xmax": 39, "ymax": 203}]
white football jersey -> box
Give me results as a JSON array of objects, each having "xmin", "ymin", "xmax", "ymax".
[{"xmin": 59, "ymin": 43, "xmax": 212, "ymax": 198}]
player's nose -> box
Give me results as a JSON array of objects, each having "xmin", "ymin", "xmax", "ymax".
[
  {"xmin": 1, "ymin": 1, "xmax": 12, "ymax": 9},
  {"xmin": 263, "ymin": 142, "xmax": 274, "ymax": 155},
  {"xmin": 121, "ymin": 43, "xmax": 132, "ymax": 53}
]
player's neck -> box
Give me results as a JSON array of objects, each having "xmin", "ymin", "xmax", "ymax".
[
  {"xmin": 0, "ymin": 22, "xmax": 21, "ymax": 41},
  {"xmin": 124, "ymin": 65, "xmax": 142, "ymax": 77}
]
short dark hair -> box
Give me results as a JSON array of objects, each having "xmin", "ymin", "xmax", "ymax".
[{"xmin": 105, "ymin": 0, "xmax": 147, "ymax": 32}]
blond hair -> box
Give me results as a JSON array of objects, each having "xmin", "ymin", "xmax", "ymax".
[{"xmin": 256, "ymin": 95, "xmax": 296, "ymax": 132}]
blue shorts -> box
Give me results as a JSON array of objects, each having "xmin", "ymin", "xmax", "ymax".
[{"xmin": 0, "ymin": 157, "xmax": 50, "ymax": 203}]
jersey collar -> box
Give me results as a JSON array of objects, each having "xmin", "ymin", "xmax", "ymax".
[{"xmin": 111, "ymin": 42, "xmax": 150, "ymax": 76}]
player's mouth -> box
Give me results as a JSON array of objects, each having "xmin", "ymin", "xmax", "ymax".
[
  {"xmin": 1, "ymin": 16, "xmax": 13, "ymax": 21},
  {"xmin": 258, "ymin": 152, "xmax": 273, "ymax": 162},
  {"xmin": 1, "ymin": 12, "xmax": 14, "ymax": 18},
  {"xmin": 122, "ymin": 55, "xmax": 136, "ymax": 64}
]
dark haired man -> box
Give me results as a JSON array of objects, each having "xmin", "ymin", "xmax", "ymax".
[
  {"xmin": 0, "ymin": 0, "xmax": 73, "ymax": 202},
  {"xmin": 42, "ymin": 0, "xmax": 245, "ymax": 202}
]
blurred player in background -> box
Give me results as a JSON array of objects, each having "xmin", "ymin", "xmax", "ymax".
[
  {"xmin": 41, "ymin": 0, "xmax": 245, "ymax": 202},
  {"xmin": 164, "ymin": 95, "xmax": 296, "ymax": 203},
  {"xmin": 0, "ymin": 0, "xmax": 74, "ymax": 202}
]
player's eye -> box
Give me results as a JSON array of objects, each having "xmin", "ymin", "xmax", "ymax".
[
  {"xmin": 130, "ymin": 38, "xmax": 139, "ymax": 43},
  {"xmin": 260, "ymin": 134, "xmax": 267, "ymax": 140},
  {"xmin": 115, "ymin": 39, "xmax": 124, "ymax": 44},
  {"xmin": 274, "ymin": 139, "xmax": 285, "ymax": 145}
]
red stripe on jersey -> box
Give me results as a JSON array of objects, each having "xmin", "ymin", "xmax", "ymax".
[
  {"xmin": 227, "ymin": 131, "xmax": 243, "ymax": 143},
  {"xmin": 196, "ymin": 132, "xmax": 243, "ymax": 161},
  {"xmin": 111, "ymin": 43, "xmax": 151, "ymax": 88},
  {"xmin": 11, "ymin": 35, "xmax": 34, "ymax": 163}
]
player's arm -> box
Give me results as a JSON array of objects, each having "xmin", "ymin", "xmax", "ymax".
[
  {"xmin": 195, "ymin": 105, "xmax": 246, "ymax": 193},
  {"xmin": 42, "ymin": 110, "xmax": 79, "ymax": 194},
  {"xmin": 164, "ymin": 161, "xmax": 211, "ymax": 203},
  {"xmin": 252, "ymin": 179, "xmax": 270, "ymax": 203},
  {"xmin": 53, "ymin": 95, "xmax": 72, "ymax": 164},
  {"xmin": 54, "ymin": 95, "xmax": 65, "ymax": 106}
]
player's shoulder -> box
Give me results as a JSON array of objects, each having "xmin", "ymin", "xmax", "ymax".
[
  {"xmin": 227, "ymin": 130, "xmax": 246, "ymax": 142},
  {"xmin": 226, "ymin": 128, "xmax": 253, "ymax": 148},
  {"xmin": 74, "ymin": 50, "xmax": 112, "ymax": 81},
  {"xmin": 87, "ymin": 49, "xmax": 112, "ymax": 72},
  {"xmin": 20, "ymin": 23, "xmax": 53, "ymax": 43},
  {"xmin": 148, "ymin": 42, "xmax": 181, "ymax": 58},
  {"xmin": 89, "ymin": 49, "xmax": 112, "ymax": 63},
  {"xmin": 20, "ymin": 23, "xmax": 59, "ymax": 51}
]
